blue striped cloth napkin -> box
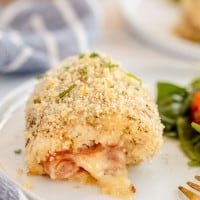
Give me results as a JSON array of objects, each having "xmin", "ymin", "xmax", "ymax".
[
  {"xmin": 0, "ymin": 0, "xmax": 98, "ymax": 74},
  {"xmin": 0, "ymin": 173, "xmax": 28, "ymax": 200},
  {"xmin": 0, "ymin": 0, "xmax": 98, "ymax": 199}
]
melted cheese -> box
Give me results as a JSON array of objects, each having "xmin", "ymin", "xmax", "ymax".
[
  {"xmin": 75, "ymin": 150, "xmax": 134, "ymax": 199},
  {"xmin": 42, "ymin": 146, "xmax": 135, "ymax": 199}
]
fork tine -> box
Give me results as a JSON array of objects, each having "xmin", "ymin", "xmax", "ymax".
[
  {"xmin": 187, "ymin": 182, "xmax": 200, "ymax": 192},
  {"xmin": 178, "ymin": 186, "xmax": 200, "ymax": 200},
  {"xmin": 195, "ymin": 176, "xmax": 200, "ymax": 181}
]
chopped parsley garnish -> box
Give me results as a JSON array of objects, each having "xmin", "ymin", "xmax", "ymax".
[
  {"xmin": 79, "ymin": 53, "xmax": 85, "ymax": 59},
  {"xmin": 35, "ymin": 74, "xmax": 43, "ymax": 80},
  {"xmin": 122, "ymin": 91, "xmax": 126, "ymax": 95},
  {"xmin": 64, "ymin": 66, "xmax": 70, "ymax": 71},
  {"xmin": 105, "ymin": 62, "xmax": 118, "ymax": 69},
  {"xmin": 126, "ymin": 72, "xmax": 142, "ymax": 83},
  {"xmin": 33, "ymin": 98, "xmax": 41, "ymax": 104},
  {"xmin": 80, "ymin": 67, "xmax": 87, "ymax": 76},
  {"xmin": 14, "ymin": 149, "xmax": 22, "ymax": 154},
  {"xmin": 90, "ymin": 52, "xmax": 99, "ymax": 58},
  {"xmin": 59, "ymin": 84, "xmax": 77, "ymax": 98}
]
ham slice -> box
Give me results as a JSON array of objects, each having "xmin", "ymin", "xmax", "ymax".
[
  {"xmin": 42, "ymin": 152, "xmax": 79, "ymax": 179},
  {"xmin": 41, "ymin": 144, "xmax": 134, "ymax": 198}
]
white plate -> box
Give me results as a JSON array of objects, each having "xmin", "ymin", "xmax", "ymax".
[
  {"xmin": 119, "ymin": 0, "xmax": 200, "ymax": 61},
  {"xmin": 0, "ymin": 64, "xmax": 200, "ymax": 200}
]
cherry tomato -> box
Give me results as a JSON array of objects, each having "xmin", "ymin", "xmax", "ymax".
[{"xmin": 191, "ymin": 91, "xmax": 200, "ymax": 124}]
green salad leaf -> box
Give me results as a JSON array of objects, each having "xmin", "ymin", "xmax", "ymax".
[
  {"xmin": 157, "ymin": 82, "xmax": 186, "ymax": 104},
  {"xmin": 177, "ymin": 118, "xmax": 200, "ymax": 166},
  {"xmin": 156, "ymin": 78, "xmax": 200, "ymax": 166},
  {"xmin": 190, "ymin": 77, "xmax": 200, "ymax": 89},
  {"xmin": 157, "ymin": 82, "xmax": 188, "ymax": 137},
  {"xmin": 192, "ymin": 122, "xmax": 200, "ymax": 133}
]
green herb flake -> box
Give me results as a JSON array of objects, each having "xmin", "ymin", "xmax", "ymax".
[
  {"xmin": 79, "ymin": 53, "xmax": 85, "ymax": 59},
  {"xmin": 59, "ymin": 84, "xmax": 77, "ymax": 98},
  {"xmin": 35, "ymin": 74, "xmax": 43, "ymax": 80},
  {"xmin": 33, "ymin": 98, "xmax": 41, "ymax": 104},
  {"xmin": 122, "ymin": 91, "xmax": 126, "ymax": 95},
  {"xmin": 64, "ymin": 66, "xmax": 70, "ymax": 71},
  {"xmin": 126, "ymin": 72, "xmax": 142, "ymax": 83},
  {"xmin": 14, "ymin": 149, "xmax": 22, "ymax": 154},
  {"xmin": 80, "ymin": 67, "xmax": 87, "ymax": 76},
  {"xmin": 90, "ymin": 52, "xmax": 99, "ymax": 58},
  {"xmin": 104, "ymin": 62, "xmax": 118, "ymax": 69}
]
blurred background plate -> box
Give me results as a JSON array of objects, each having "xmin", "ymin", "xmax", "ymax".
[{"xmin": 119, "ymin": 0, "xmax": 200, "ymax": 61}]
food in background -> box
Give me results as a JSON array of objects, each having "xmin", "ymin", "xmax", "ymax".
[{"xmin": 175, "ymin": 0, "xmax": 200, "ymax": 42}]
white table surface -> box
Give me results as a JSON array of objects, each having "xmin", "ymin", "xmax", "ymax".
[{"xmin": 0, "ymin": 0, "xmax": 199, "ymax": 99}]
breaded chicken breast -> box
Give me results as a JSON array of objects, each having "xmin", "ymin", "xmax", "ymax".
[{"xmin": 25, "ymin": 52, "xmax": 163, "ymax": 199}]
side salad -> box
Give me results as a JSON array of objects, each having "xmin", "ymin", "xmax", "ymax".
[{"xmin": 157, "ymin": 78, "xmax": 200, "ymax": 166}]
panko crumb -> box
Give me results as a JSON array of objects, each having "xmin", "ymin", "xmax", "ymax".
[
  {"xmin": 17, "ymin": 168, "xmax": 24, "ymax": 176},
  {"xmin": 22, "ymin": 181, "xmax": 32, "ymax": 189}
]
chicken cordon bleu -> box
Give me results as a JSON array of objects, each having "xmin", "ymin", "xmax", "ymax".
[{"xmin": 25, "ymin": 52, "xmax": 163, "ymax": 199}]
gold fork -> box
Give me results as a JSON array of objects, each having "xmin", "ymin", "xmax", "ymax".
[{"xmin": 179, "ymin": 176, "xmax": 200, "ymax": 200}]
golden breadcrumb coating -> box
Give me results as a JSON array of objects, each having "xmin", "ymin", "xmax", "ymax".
[{"xmin": 25, "ymin": 52, "xmax": 163, "ymax": 175}]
